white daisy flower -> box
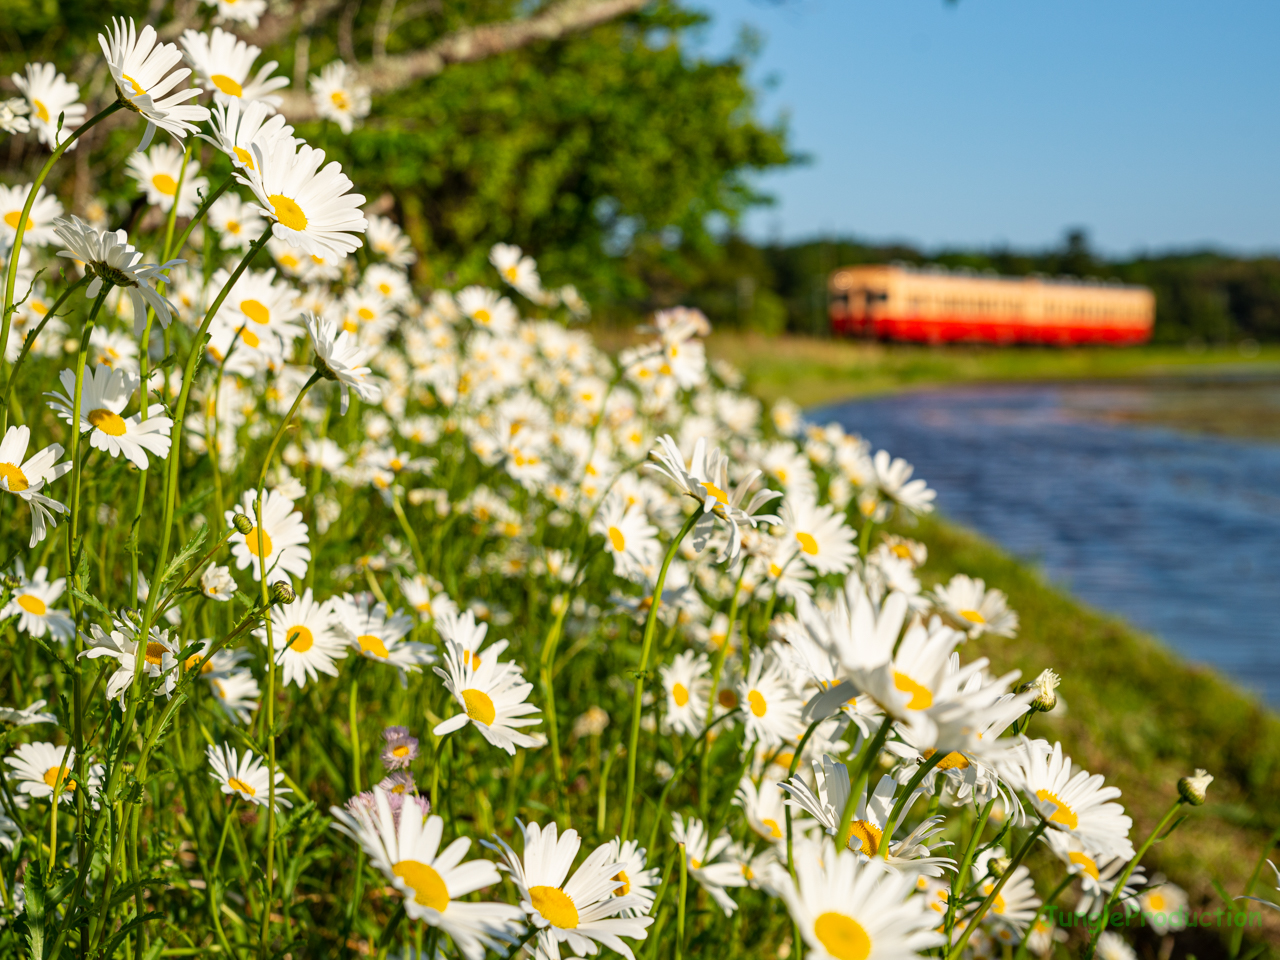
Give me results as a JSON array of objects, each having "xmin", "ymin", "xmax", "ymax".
[
  {"xmin": 366, "ymin": 213, "xmax": 416, "ymax": 266},
  {"xmin": 201, "ymin": 0, "xmax": 267, "ymax": 28},
  {"xmin": 207, "ymin": 193, "xmax": 265, "ymax": 249},
  {"xmin": 12, "ymin": 62, "xmax": 85, "ymax": 149},
  {"xmin": 871, "ymin": 449, "xmax": 935, "ymax": 517},
  {"xmin": 331, "ymin": 788, "xmax": 524, "ymax": 960},
  {"xmin": 670, "ymin": 814, "xmax": 748, "ymax": 916},
  {"xmin": 79, "ymin": 616, "xmax": 180, "ymax": 702},
  {"xmin": 332, "ymin": 592, "xmax": 434, "ymax": 678},
  {"xmin": 973, "ymin": 854, "xmax": 1041, "ymax": 941},
  {"xmin": 492, "ymin": 820, "xmax": 654, "ymax": 960},
  {"xmin": 735, "ymin": 773, "xmax": 803, "ymax": 844},
  {"xmin": 224, "ymin": 487, "xmax": 311, "ymax": 581},
  {"xmin": 209, "ymin": 668, "xmax": 260, "ymax": 724},
  {"xmin": 255, "ymin": 587, "xmax": 348, "ymax": 688},
  {"xmin": 1044, "ymin": 832, "xmax": 1144, "ymax": 919},
  {"xmin": 202, "ymin": 98, "xmax": 295, "ymax": 174},
  {"xmin": 1137, "ymin": 882, "xmax": 1188, "ymax": 934},
  {"xmin": 206, "ymin": 742, "xmax": 291, "ymax": 808},
  {"xmin": 309, "ymin": 60, "xmax": 370, "ymax": 134},
  {"xmin": 778, "ymin": 838, "xmax": 946, "ymax": 960},
  {"xmin": 0, "ymin": 424, "xmax": 70, "ymax": 547},
  {"xmin": 126, "ymin": 143, "xmax": 208, "ymax": 217},
  {"xmin": 489, "ymin": 243, "xmax": 545, "ymax": 301},
  {"xmin": 213, "ymin": 266, "xmax": 305, "ymax": 351},
  {"xmin": 180, "ymin": 27, "xmax": 288, "ymax": 109},
  {"xmin": 782, "ymin": 496, "xmax": 858, "ymax": 576},
  {"xmin": 0, "ymin": 699, "xmax": 57, "ymax": 727},
  {"xmin": 659, "ymin": 649, "xmax": 709, "ymax": 736},
  {"xmin": 1096, "ymin": 931, "xmax": 1138, "ymax": 960},
  {"xmin": 89, "ymin": 327, "xmax": 139, "ymax": 371},
  {"xmin": 599, "ymin": 838, "xmax": 659, "ymax": 918},
  {"xmin": 433, "ymin": 626, "xmax": 541, "ymax": 755},
  {"xmin": 45, "ymin": 364, "xmax": 173, "ymax": 470},
  {"xmin": 400, "ymin": 574, "xmax": 458, "ymax": 623},
  {"xmin": 0, "ymin": 560, "xmax": 73, "ymax": 640},
  {"xmin": 200, "ymin": 563, "xmax": 236, "ymax": 601},
  {"xmin": 363, "ymin": 264, "xmax": 411, "ymax": 304},
  {"xmin": 305, "ymin": 311, "xmax": 382, "ymax": 414},
  {"xmin": 931, "ymin": 574, "xmax": 1019, "ymax": 639},
  {"xmin": 739, "ymin": 653, "xmax": 804, "ymax": 750},
  {"xmin": 0, "ymin": 98, "xmax": 29, "ymax": 134},
  {"xmin": 592, "ymin": 494, "xmax": 660, "ymax": 581},
  {"xmin": 4, "ymin": 741, "xmax": 101, "ymax": 804},
  {"xmin": 1012, "ymin": 738, "xmax": 1134, "ymax": 861},
  {"xmin": 0, "ymin": 183, "xmax": 63, "ymax": 247},
  {"xmin": 53, "ymin": 215, "xmax": 183, "ymax": 329},
  {"xmin": 99, "ymin": 18, "xmax": 210, "ymax": 150}
]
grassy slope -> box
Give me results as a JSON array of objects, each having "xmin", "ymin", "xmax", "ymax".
[{"xmin": 713, "ymin": 335, "xmax": 1280, "ymax": 953}]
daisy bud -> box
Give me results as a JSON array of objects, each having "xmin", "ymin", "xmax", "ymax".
[
  {"xmin": 1021, "ymin": 668, "xmax": 1060, "ymax": 713},
  {"xmin": 987, "ymin": 855, "xmax": 1011, "ymax": 878},
  {"xmin": 1, "ymin": 574, "xmax": 20, "ymax": 590},
  {"xmin": 232, "ymin": 512, "xmax": 253, "ymax": 535},
  {"xmin": 1177, "ymin": 768, "xmax": 1213, "ymax": 806},
  {"xmin": 269, "ymin": 580, "xmax": 295, "ymax": 605}
]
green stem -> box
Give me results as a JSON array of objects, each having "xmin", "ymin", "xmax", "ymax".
[
  {"xmin": 349, "ymin": 678, "xmax": 362, "ymax": 794},
  {"xmin": 699, "ymin": 567, "xmax": 747, "ymax": 816},
  {"xmin": 675, "ymin": 844, "xmax": 688, "ymax": 960},
  {"xmin": 834, "ymin": 717, "xmax": 892, "ymax": 850},
  {"xmin": 944, "ymin": 799, "xmax": 995, "ymax": 939},
  {"xmin": 620, "ymin": 509, "xmax": 701, "ymax": 842},
  {"xmin": 947, "ymin": 822, "xmax": 1048, "ymax": 960},
  {"xmin": 878, "ymin": 750, "xmax": 947, "ymax": 857}
]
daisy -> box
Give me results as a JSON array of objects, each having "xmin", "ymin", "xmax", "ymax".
[
  {"xmin": 0, "ymin": 700, "xmax": 57, "ymax": 727},
  {"xmin": 79, "ymin": 617, "xmax": 180, "ymax": 702},
  {"xmin": 592, "ymin": 495, "xmax": 659, "ymax": 581},
  {"xmin": 331, "ymin": 788, "xmax": 524, "ymax": 959},
  {"xmin": 213, "ymin": 266, "xmax": 304, "ymax": 350},
  {"xmin": 99, "ymin": 18, "xmax": 210, "ymax": 150},
  {"xmin": 5, "ymin": 742, "xmax": 100, "ymax": 804},
  {"xmin": 1138, "ymin": 882, "xmax": 1188, "ymax": 934},
  {"xmin": 659, "ymin": 650, "xmax": 710, "ymax": 736},
  {"xmin": 599, "ymin": 838, "xmax": 659, "ymax": 918},
  {"xmin": 202, "ymin": 98, "xmax": 295, "ymax": 173},
  {"xmin": 310, "ymin": 60, "xmax": 370, "ymax": 134},
  {"xmin": 1013, "ymin": 738, "xmax": 1134, "ymax": 861},
  {"xmin": 201, "ymin": 0, "xmax": 267, "ymax": 29},
  {"xmin": 366, "ymin": 213, "xmax": 416, "ymax": 266},
  {"xmin": 11, "ymin": 63, "xmax": 84, "ymax": 149},
  {"xmin": 783, "ymin": 496, "xmax": 858, "ymax": 576},
  {"xmin": 735, "ymin": 774, "xmax": 802, "ymax": 844},
  {"xmin": 670, "ymin": 814, "xmax": 748, "ymax": 916},
  {"xmin": 224, "ymin": 487, "xmax": 311, "ymax": 581},
  {"xmin": 400, "ymin": 574, "xmax": 458, "ymax": 623},
  {"xmin": 255, "ymin": 587, "xmax": 348, "ymax": 688},
  {"xmin": 90, "ymin": 327, "xmax": 139, "ymax": 371},
  {"xmin": 208, "ymin": 193, "xmax": 265, "ymax": 249},
  {"xmin": 0, "ymin": 424, "xmax": 70, "ymax": 547},
  {"xmin": 0, "ymin": 184, "xmax": 63, "ymax": 247},
  {"xmin": 209, "ymin": 668, "xmax": 260, "ymax": 724},
  {"xmin": 45, "ymin": 364, "xmax": 173, "ymax": 470},
  {"xmin": 0, "ymin": 561, "xmax": 73, "ymax": 641},
  {"xmin": 363, "ymin": 264, "xmax": 411, "ymax": 304},
  {"xmin": 200, "ymin": 563, "xmax": 236, "ymax": 601},
  {"xmin": 871, "ymin": 450, "xmax": 935, "ymax": 517},
  {"xmin": 648, "ymin": 435, "xmax": 782, "ymax": 565},
  {"xmin": 1045, "ymin": 833, "xmax": 1144, "ymax": 919},
  {"xmin": 780, "ymin": 839, "xmax": 946, "ymax": 960},
  {"xmin": 783, "ymin": 760, "xmax": 895, "ymax": 858},
  {"xmin": 0, "ymin": 98, "xmax": 29, "ymax": 134},
  {"xmin": 180, "ymin": 28, "xmax": 288, "ymax": 108},
  {"xmin": 305, "ymin": 311, "xmax": 382, "ymax": 414},
  {"xmin": 493, "ymin": 820, "xmax": 653, "ymax": 960},
  {"xmin": 206, "ymin": 742, "xmax": 291, "ymax": 808},
  {"xmin": 126, "ymin": 143, "xmax": 208, "ymax": 217},
  {"xmin": 973, "ymin": 857, "xmax": 1041, "ymax": 942},
  {"xmin": 433, "ymin": 632, "xmax": 541, "ymax": 755},
  {"xmin": 332, "ymin": 592, "xmax": 434, "ymax": 679},
  {"xmin": 54, "ymin": 215, "xmax": 183, "ymax": 328},
  {"xmin": 489, "ymin": 243, "xmax": 545, "ymax": 301},
  {"xmin": 931, "ymin": 574, "xmax": 1019, "ymax": 639},
  {"xmin": 1096, "ymin": 931, "xmax": 1138, "ymax": 960},
  {"xmin": 739, "ymin": 654, "xmax": 803, "ymax": 750}
]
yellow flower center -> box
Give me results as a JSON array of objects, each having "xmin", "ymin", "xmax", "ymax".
[
  {"xmin": 358, "ymin": 634, "xmax": 390, "ymax": 658},
  {"xmin": 286, "ymin": 625, "xmax": 314, "ymax": 653},
  {"xmin": 473, "ymin": 308, "xmax": 491, "ymax": 324},
  {"xmin": 88, "ymin": 408, "xmax": 127, "ymax": 436},
  {"xmin": 343, "ymin": 318, "xmax": 359, "ymax": 333},
  {"xmin": 795, "ymin": 531, "xmax": 819, "ymax": 555},
  {"xmin": 210, "ymin": 74, "xmax": 243, "ymax": 97},
  {"xmin": 922, "ymin": 747, "xmax": 970, "ymax": 770},
  {"xmin": 613, "ymin": 870, "xmax": 630, "ymax": 895},
  {"xmin": 462, "ymin": 688, "xmax": 496, "ymax": 725},
  {"xmin": 17, "ymin": 594, "xmax": 46, "ymax": 615},
  {"xmin": 228, "ymin": 776, "xmax": 255, "ymax": 796},
  {"xmin": 813, "ymin": 911, "xmax": 872, "ymax": 960},
  {"xmin": 960, "ymin": 609, "xmax": 986, "ymax": 624},
  {"xmin": 358, "ymin": 307, "xmax": 375, "ymax": 321},
  {"xmin": 892, "ymin": 543, "xmax": 913, "ymax": 559},
  {"xmin": 700, "ymin": 481, "xmax": 729, "ymax": 504},
  {"xmin": 393, "ymin": 744, "xmax": 410, "ymax": 758},
  {"xmin": 529, "ymin": 886, "xmax": 578, "ymax": 928},
  {"xmin": 268, "ymin": 194, "xmax": 308, "ymax": 231},
  {"xmin": 330, "ymin": 90, "xmax": 350, "ymax": 110},
  {"xmin": 503, "ymin": 266, "xmax": 518, "ymax": 282},
  {"xmin": 0, "ymin": 462, "xmax": 30, "ymax": 492},
  {"xmin": 225, "ymin": 220, "xmax": 241, "ymax": 235},
  {"xmin": 1035, "ymin": 788, "xmax": 1079, "ymax": 829},
  {"xmin": 144, "ymin": 641, "xmax": 168, "ymax": 666},
  {"xmin": 32, "ymin": 99, "xmax": 49, "ymax": 122},
  {"xmin": 761, "ymin": 817, "xmax": 782, "ymax": 839},
  {"xmin": 672, "ymin": 682, "xmax": 689, "ymax": 707},
  {"xmin": 240, "ymin": 328, "xmax": 261, "ymax": 349},
  {"xmin": 43, "ymin": 766, "xmax": 75, "ymax": 792},
  {"xmin": 1147, "ymin": 891, "xmax": 1166, "ymax": 911},
  {"xmin": 3, "ymin": 211, "xmax": 33, "ymax": 231},
  {"xmin": 152, "ymin": 173, "xmax": 178, "ymax": 197},
  {"xmin": 244, "ymin": 526, "xmax": 273, "ymax": 558},
  {"xmin": 839, "ymin": 819, "xmax": 882, "ymax": 856},
  {"xmin": 607, "ymin": 526, "xmax": 626, "ymax": 552},
  {"xmin": 233, "ymin": 146, "xmax": 255, "ymax": 169},
  {"xmin": 240, "ymin": 299, "xmax": 270, "ymax": 325},
  {"xmin": 378, "ymin": 282, "xmax": 392, "ymax": 296},
  {"xmin": 893, "ymin": 671, "xmax": 933, "ymax": 710},
  {"xmin": 747, "ymin": 689, "xmax": 767, "ymax": 717},
  {"xmin": 394, "ymin": 860, "xmax": 449, "ymax": 911},
  {"xmin": 1069, "ymin": 851, "xmax": 1099, "ymax": 880},
  {"xmin": 120, "ymin": 73, "xmax": 145, "ymax": 98}
]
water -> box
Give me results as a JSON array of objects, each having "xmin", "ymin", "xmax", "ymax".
[{"xmin": 817, "ymin": 379, "xmax": 1280, "ymax": 703}]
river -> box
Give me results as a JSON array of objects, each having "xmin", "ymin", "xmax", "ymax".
[{"xmin": 817, "ymin": 376, "xmax": 1280, "ymax": 704}]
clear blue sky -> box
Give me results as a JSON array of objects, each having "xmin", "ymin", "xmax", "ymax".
[{"xmin": 690, "ymin": 0, "xmax": 1280, "ymax": 255}]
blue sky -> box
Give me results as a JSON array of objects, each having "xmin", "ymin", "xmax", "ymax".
[{"xmin": 690, "ymin": 0, "xmax": 1280, "ymax": 255}]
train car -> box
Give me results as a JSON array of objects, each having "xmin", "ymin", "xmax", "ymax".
[{"xmin": 828, "ymin": 264, "xmax": 1155, "ymax": 345}]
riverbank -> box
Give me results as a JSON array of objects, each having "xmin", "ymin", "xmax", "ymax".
[{"xmin": 707, "ymin": 332, "xmax": 1280, "ymax": 408}]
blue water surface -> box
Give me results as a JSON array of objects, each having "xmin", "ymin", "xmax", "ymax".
[{"xmin": 817, "ymin": 383, "xmax": 1280, "ymax": 703}]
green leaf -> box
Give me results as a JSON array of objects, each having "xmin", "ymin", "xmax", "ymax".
[
  {"xmin": 158, "ymin": 523, "xmax": 208, "ymax": 588},
  {"xmin": 23, "ymin": 868, "xmax": 45, "ymax": 959}
]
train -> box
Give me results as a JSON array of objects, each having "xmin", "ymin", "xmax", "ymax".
[{"xmin": 828, "ymin": 264, "xmax": 1155, "ymax": 345}]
